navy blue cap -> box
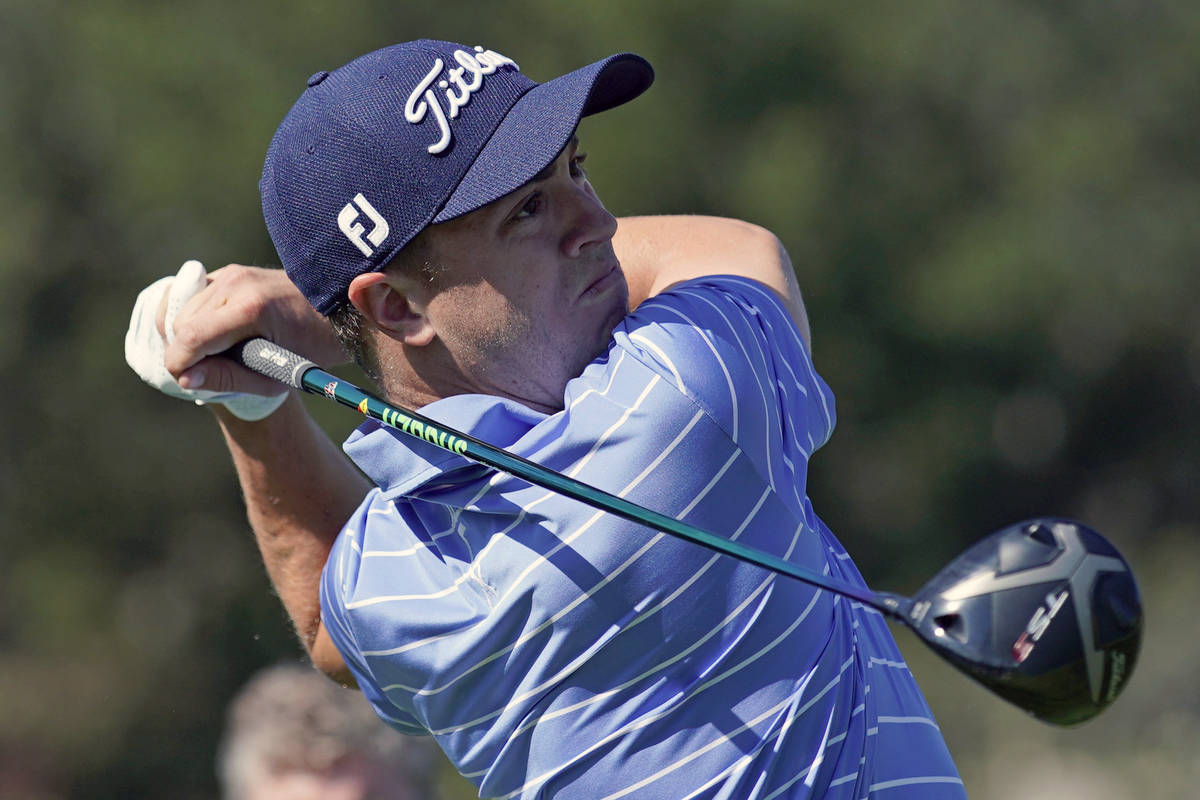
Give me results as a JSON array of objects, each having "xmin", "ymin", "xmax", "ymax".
[{"xmin": 260, "ymin": 39, "xmax": 654, "ymax": 314}]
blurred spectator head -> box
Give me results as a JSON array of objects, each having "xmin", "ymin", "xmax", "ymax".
[{"xmin": 217, "ymin": 663, "xmax": 440, "ymax": 800}]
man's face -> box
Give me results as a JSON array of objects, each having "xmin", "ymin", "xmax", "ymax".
[{"xmin": 415, "ymin": 136, "xmax": 627, "ymax": 412}]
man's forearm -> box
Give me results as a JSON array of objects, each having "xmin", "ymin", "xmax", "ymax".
[{"xmin": 214, "ymin": 394, "xmax": 370, "ymax": 653}]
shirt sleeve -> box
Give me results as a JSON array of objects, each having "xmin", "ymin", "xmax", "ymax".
[
  {"xmin": 613, "ymin": 275, "xmax": 837, "ymax": 503},
  {"xmin": 318, "ymin": 492, "xmax": 415, "ymax": 732},
  {"xmin": 319, "ymin": 487, "xmax": 492, "ymax": 735}
]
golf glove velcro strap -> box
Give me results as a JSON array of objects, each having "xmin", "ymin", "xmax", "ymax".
[{"xmin": 124, "ymin": 260, "xmax": 288, "ymax": 421}]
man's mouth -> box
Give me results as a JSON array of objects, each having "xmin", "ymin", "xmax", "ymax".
[{"xmin": 579, "ymin": 262, "xmax": 621, "ymax": 301}]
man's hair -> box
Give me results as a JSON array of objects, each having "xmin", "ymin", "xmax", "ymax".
[
  {"xmin": 327, "ymin": 234, "xmax": 440, "ymax": 387},
  {"xmin": 216, "ymin": 663, "xmax": 440, "ymax": 800},
  {"xmin": 328, "ymin": 301, "xmax": 380, "ymax": 384}
]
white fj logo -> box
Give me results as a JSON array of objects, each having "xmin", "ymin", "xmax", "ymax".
[
  {"xmin": 405, "ymin": 46, "xmax": 518, "ymax": 155},
  {"xmin": 338, "ymin": 193, "xmax": 389, "ymax": 256}
]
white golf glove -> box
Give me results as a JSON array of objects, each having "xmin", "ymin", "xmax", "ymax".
[{"xmin": 124, "ymin": 260, "xmax": 288, "ymax": 421}]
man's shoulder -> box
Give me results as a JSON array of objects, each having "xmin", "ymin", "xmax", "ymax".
[
  {"xmin": 596, "ymin": 274, "xmax": 836, "ymax": 468},
  {"xmin": 616, "ymin": 275, "xmax": 817, "ymax": 399},
  {"xmin": 635, "ymin": 273, "xmax": 785, "ymax": 312},
  {"xmin": 623, "ymin": 274, "xmax": 803, "ymax": 356}
]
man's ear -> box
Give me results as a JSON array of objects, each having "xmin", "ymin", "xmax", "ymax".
[{"xmin": 347, "ymin": 271, "xmax": 435, "ymax": 347}]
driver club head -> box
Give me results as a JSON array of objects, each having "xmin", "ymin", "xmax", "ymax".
[{"xmin": 904, "ymin": 518, "xmax": 1142, "ymax": 725}]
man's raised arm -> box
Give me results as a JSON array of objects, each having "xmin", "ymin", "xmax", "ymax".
[
  {"xmin": 213, "ymin": 399, "xmax": 366, "ymax": 681},
  {"xmin": 614, "ymin": 215, "xmax": 812, "ymax": 350},
  {"xmin": 126, "ymin": 261, "xmax": 365, "ymax": 680}
]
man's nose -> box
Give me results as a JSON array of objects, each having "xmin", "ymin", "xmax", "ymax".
[{"xmin": 562, "ymin": 184, "xmax": 618, "ymax": 258}]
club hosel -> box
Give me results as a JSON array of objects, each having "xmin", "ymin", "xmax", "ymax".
[{"xmin": 872, "ymin": 591, "xmax": 915, "ymax": 622}]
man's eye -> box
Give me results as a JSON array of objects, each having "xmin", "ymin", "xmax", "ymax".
[
  {"xmin": 515, "ymin": 193, "xmax": 542, "ymax": 219},
  {"xmin": 570, "ymin": 153, "xmax": 588, "ymax": 179}
]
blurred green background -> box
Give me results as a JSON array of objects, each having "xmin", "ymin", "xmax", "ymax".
[{"xmin": 2, "ymin": 0, "xmax": 1197, "ymax": 797}]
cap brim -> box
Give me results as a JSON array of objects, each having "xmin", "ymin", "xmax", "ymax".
[{"xmin": 433, "ymin": 53, "xmax": 653, "ymax": 223}]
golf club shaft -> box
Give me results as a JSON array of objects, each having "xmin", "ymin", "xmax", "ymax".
[{"xmin": 230, "ymin": 338, "xmax": 908, "ymax": 618}]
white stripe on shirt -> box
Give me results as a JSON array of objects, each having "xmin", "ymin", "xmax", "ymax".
[
  {"xmin": 629, "ymin": 332, "xmax": 686, "ymax": 391},
  {"xmin": 868, "ymin": 776, "xmax": 965, "ymax": 793},
  {"xmin": 566, "ymin": 375, "xmax": 661, "ymax": 478}
]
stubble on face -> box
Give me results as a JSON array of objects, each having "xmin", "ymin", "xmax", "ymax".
[
  {"xmin": 401, "ymin": 141, "xmax": 627, "ymax": 411},
  {"xmin": 411, "ymin": 257, "xmax": 627, "ymax": 411}
]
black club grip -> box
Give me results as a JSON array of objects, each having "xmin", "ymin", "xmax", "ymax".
[{"xmin": 227, "ymin": 338, "xmax": 317, "ymax": 388}]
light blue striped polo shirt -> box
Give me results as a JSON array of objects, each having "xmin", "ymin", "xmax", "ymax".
[{"xmin": 320, "ymin": 276, "xmax": 964, "ymax": 799}]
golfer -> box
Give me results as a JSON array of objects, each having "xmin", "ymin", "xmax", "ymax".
[{"xmin": 126, "ymin": 39, "xmax": 964, "ymax": 798}]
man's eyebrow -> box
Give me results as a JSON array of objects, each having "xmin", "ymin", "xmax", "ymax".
[{"xmin": 529, "ymin": 136, "xmax": 579, "ymax": 184}]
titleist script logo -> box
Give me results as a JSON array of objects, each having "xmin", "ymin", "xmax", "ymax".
[
  {"xmin": 405, "ymin": 46, "xmax": 519, "ymax": 155},
  {"xmin": 338, "ymin": 193, "xmax": 389, "ymax": 256}
]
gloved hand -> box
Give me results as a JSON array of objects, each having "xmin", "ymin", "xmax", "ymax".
[{"xmin": 125, "ymin": 260, "xmax": 288, "ymax": 421}]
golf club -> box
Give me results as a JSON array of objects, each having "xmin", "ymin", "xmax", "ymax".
[{"xmin": 229, "ymin": 337, "xmax": 1143, "ymax": 726}]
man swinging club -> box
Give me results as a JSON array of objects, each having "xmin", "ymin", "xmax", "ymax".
[{"xmin": 126, "ymin": 39, "xmax": 965, "ymax": 799}]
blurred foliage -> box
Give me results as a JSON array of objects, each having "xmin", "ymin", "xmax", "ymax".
[{"xmin": 1, "ymin": 0, "xmax": 1196, "ymax": 797}]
